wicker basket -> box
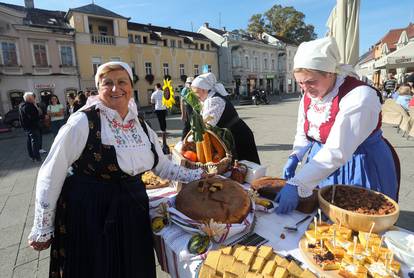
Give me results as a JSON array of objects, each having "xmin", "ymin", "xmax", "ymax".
[{"xmin": 178, "ymin": 130, "xmax": 232, "ymax": 174}]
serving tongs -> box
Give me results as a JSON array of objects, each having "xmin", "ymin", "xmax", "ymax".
[{"xmin": 284, "ymin": 215, "xmax": 312, "ymax": 232}]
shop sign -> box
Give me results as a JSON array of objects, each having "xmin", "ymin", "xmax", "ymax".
[
  {"xmin": 35, "ymin": 83, "xmax": 55, "ymax": 89},
  {"xmin": 288, "ymin": 79, "xmax": 292, "ymax": 85},
  {"xmin": 394, "ymin": 57, "xmax": 412, "ymax": 64},
  {"xmin": 266, "ymin": 75, "xmax": 275, "ymax": 79}
]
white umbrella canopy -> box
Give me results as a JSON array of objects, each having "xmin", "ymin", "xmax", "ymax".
[{"xmin": 326, "ymin": 0, "xmax": 360, "ymax": 66}]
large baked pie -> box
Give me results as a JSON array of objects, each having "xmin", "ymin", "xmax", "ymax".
[{"xmin": 175, "ymin": 177, "xmax": 251, "ymax": 224}]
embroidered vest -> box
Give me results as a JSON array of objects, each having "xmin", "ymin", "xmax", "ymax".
[
  {"xmin": 303, "ymin": 76, "xmax": 382, "ymax": 144},
  {"xmin": 71, "ymin": 107, "xmax": 158, "ymax": 182}
]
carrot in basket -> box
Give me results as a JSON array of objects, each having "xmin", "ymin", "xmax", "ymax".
[
  {"xmin": 209, "ymin": 132, "xmax": 225, "ymax": 159},
  {"xmin": 196, "ymin": 141, "xmax": 206, "ymax": 163},
  {"xmin": 202, "ymin": 132, "xmax": 213, "ymax": 163}
]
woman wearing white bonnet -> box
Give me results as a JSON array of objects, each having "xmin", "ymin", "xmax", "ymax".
[
  {"xmin": 276, "ymin": 37, "xmax": 398, "ymax": 214},
  {"xmin": 191, "ymin": 72, "xmax": 260, "ymax": 164},
  {"xmin": 28, "ymin": 61, "xmax": 210, "ymax": 277}
]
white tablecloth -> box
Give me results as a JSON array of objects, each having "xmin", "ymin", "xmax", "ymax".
[{"xmin": 148, "ymin": 186, "xmax": 412, "ymax": 278}]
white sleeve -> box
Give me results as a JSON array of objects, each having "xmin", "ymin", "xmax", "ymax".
[
  {"xmin": 150, "ymin": 92, "xmax": 155, "ymax": 103},
  {"xmin": 202, "ymin": 97, "xmax": 226, "ymax": 126},
  {"xmin": 147, "ymin": 124, "xmax": 203, "ymax": 182},
  {"xmin": 28, "ymin": 112, "xmax": 88, "ymax": 242},
  {"xmin": 290, "ymin": 86, "xmax": 381, "ymax": 196},
  {"xmin": 291, "ymin": 97, "xmax": 311, "ymax": 161}
]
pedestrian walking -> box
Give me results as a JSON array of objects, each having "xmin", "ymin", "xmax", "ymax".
[
  {"xmin": 151, "ymin": 83, "xmax": 167, "ymax": 132},
  {"xmin": 28, "ymin": 61, "xmax": 210, "ymax": 278},
  {"xmin": 19, "ymin": 92, "xmax": 42, "ymax": 162}
]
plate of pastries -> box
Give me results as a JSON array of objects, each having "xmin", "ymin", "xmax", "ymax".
[
  {"xmin": 299, "ymin": 219, "xmax": 402, "ymax": 278},
  {"xmin": 198, "ymin": 244, "xmax": 318, "ymax": 278}
]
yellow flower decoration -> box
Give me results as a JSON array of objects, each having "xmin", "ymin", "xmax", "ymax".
[{"xmin": 162, "ymin": 79, "xmax": 175, "ymax": 109}]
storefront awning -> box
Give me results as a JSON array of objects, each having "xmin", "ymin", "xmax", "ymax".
[{"xmin": 374, "ymin": 42, "xmax": 414, "ymax": 69}]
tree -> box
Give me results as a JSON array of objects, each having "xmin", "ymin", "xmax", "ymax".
[
  {"xmin": 247, "ymin": 14, "xmax": 265, "ymax": 37},
  {"xmin": 246, "ymin": 4, "xmax": 316, "ymax": 44}
]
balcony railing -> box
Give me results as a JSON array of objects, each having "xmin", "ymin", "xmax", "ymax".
[{"xmin": 91, "ymin": 34, "xmax": 115, "ymax": 45}]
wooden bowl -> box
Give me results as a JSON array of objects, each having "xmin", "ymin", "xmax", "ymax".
[{"xmin": 318, "ymin": 185, "xmax": 399, "ymax": 233}]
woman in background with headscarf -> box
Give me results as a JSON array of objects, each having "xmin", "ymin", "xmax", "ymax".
[
  {"xmin": 277, "ymin": 37, "xmax": 398, "ymax": 214},
  {"xmin": 191, "ymin": 72, "xmax": 260, "ymax": 164}
]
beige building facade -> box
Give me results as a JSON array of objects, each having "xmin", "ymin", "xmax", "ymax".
[
  {"xmin": 66, "ymin": 4, "xmax": 219, "ymax": 107},
  {"xmin": 0, "ymin": 1, "xmax": 78, "ymax": 115}
]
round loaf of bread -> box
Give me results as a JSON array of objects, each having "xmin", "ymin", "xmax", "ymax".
[{"xmin": 175, "ymin": 178, "xmax": 251, "ymax": 224}]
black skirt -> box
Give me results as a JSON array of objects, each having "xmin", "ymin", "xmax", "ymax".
[
  {"xmin": 49, "ymin": 174, "xmax": 156, "ymax": 278},
  {"xmin": 230, "ymin": 120, "xmax": 261, "ymax": 165}
]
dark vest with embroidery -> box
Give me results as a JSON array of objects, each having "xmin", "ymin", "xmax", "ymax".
[
  {"xmin": 71, "ymin": 107, "xmax": 158, "ymax": 182},
  {"xmin": 303, "ymin": 76, "xmax": 382, "ymax": 144},
  {"xmin": 211, "ymin": 93, "xmax": 241, "ymax": 128}
]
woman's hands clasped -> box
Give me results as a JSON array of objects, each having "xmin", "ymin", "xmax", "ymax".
[{"xmin": 28, "ymin": 239, "xmax": 52, "ymax": 251}]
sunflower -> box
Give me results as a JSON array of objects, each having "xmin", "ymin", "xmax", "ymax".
[{"xmin": 162, "ymin": 79, "xmax": 175, "ymax": 109}]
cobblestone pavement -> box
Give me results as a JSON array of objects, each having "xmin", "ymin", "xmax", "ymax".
[{"xmin": 0, "ymin": 95, "xmax": 413, "ymax": 277}]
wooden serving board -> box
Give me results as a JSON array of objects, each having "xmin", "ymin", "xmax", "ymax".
[{"xmin": 298, "ymin": 237, "xmax": 341, "ymax": 278}]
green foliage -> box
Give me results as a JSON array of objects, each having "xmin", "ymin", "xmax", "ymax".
[
  {"xmin": 183, "ymin": 90, "xmax": 202, "ymax": 114},
  {"xmin": 246, "ymin": 4, "xmax": 316, "ymax": 44},
  {"xmin": 247, "ymin": 14, "xmax": 265, "ymax": 36}
]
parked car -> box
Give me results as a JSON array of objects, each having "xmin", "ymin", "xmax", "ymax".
[{"xmin": 0, "ymin": 114, "xmax": 12, "ymax": 133}]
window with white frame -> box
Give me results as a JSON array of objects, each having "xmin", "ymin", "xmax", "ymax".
[
  {"xmin": 254, "ymin": 57, "xmax": 258, "ymax": 70},
  {"xmin": 92, "ymin": 57, "xmax": 102, "ymax": 75},
  {"xmin": 245, "ymin": 56, "xmax": 249, "ymax": 69},
  {"xmin": 128, "ymin": 34, "xmax": 133, "ymax": 43},
  {"xmin": 179, "ymin": 64, "xmax": 185, "ymax": 76},
  {"xmin": 134, "ymin": 35, "xmax": 141, "ymax": 44},
  {"xmin": 264, "ymin": 58, "xmax": 268, "ymax": 70},
  {"xmin": 178, "ymin": 40, "xmax": 182, "ymax": 48},
  {"xmin": 60, "ymin": 45, "xmax": 74, "ymax": 66},
  {"xmin": 194, "ymin": 64, "xmax": 199, "ymax": 76},
  {"xmin": 163, "ymin": 63, "xmax": 169, "ymax": 76},
  {"xmin": 206, "ymin": 44, "xmax": 210, "ymax": 51},
  {"xmin": 271, "ymin": 59, "xmax": 275, "ymax": 70},
  {"xmin": 1, "ymin": 41, "xmax": 18, "ymax": 66},
  {"xmin": 33, "ymin": 43, "xmax": 48, "ymax": 66},
  {"xmin": 170, "ymin": 40, "xmax": 176, "ymax": 48},
  {"xmin": 145, "ymin": 62, "xmax": 152, "ymax": 75}
]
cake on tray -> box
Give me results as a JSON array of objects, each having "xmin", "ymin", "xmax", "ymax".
[{"xmin": 175, "ymin": 177, "xmax": 251, "ymax": 224}]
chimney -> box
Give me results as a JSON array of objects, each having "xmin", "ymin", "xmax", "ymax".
[
  {"xmin": 204, "ymin": 22, "xmax": 209, "ymax": 28},
  {"xmin": 24, "ymin": 0, "xmax": 34, "ymax": 9}
]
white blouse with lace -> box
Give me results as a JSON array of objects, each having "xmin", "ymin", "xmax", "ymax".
[
  {"xmin": 201, "ymin": 91, "xmax": 226, "ymax": 126},
  {"xmin": 289, "ymin": 75, "xmax": 381, "ymax": 197},
  {"xmin": 29, "ymin": 96, "xmax": 203, "ymax": 242}
]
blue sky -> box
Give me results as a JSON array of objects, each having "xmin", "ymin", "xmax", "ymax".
[{"xmin": 3, "ymin": 0, "xmax": 414, "ymax": 55}]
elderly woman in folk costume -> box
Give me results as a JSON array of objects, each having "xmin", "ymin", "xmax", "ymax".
[
  {"xmin": 191, "ymin": 72, "xmax": 261, "ymax": 164},
  {"xmin": 276, "ymin": 37, "xmax": 398, "ymax": 214},
  {"xmin": 28, "ymin": 61, "xmax": 210, "ymax": 278}
]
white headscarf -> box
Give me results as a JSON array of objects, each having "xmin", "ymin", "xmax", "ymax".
[
  {"xmin": 293, "ymin": 37, "xmax": 357, "ymax": 77},
  {"xmin": 95, "ymin": 61, "xmax": 134, "ymax": 88},
  {"xmin": 191, "ymin": 73, "xmax": 228, "ymax": 96}
]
